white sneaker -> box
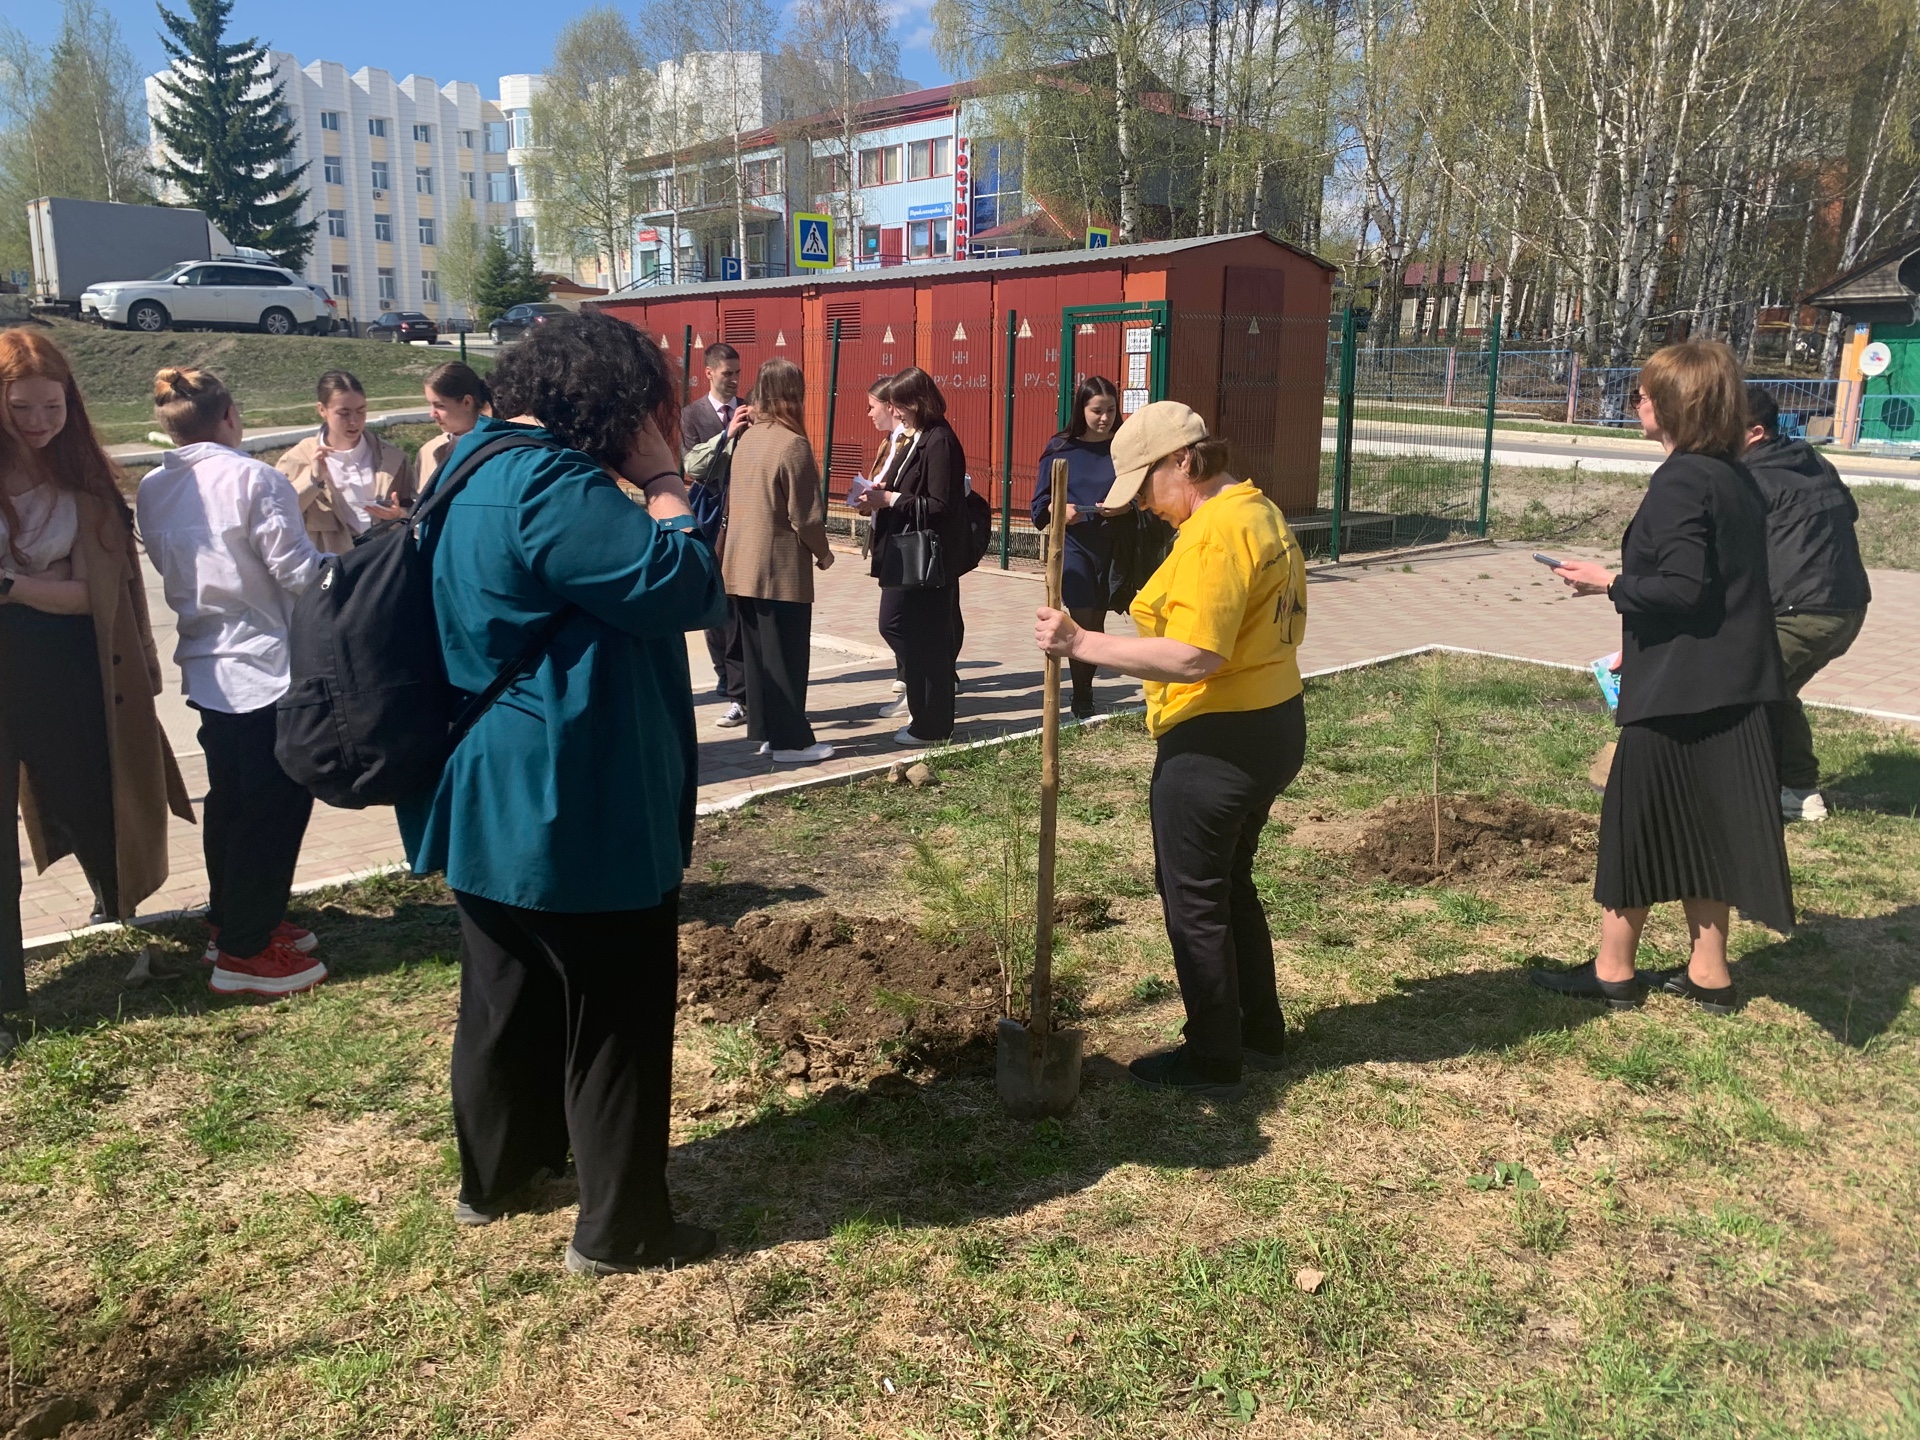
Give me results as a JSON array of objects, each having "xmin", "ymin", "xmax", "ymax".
[
  {"xmin": 879, "ymin": 695, "xmax": 911, "ymax": 719},
  {"xmin": 890, "ymin": 679, "xmax": 906, "ymax": 695},
  {"xmin": 771, "ymin": 742, "xmax": 834, "ymax": 764},
  {"xmin": 1780, "ymin": 786, "xmax": 1828, "ymax": 822},
  {"xmin": 893, "ymin": 727, "xmax": 940, "ymax": 747},
  {"xmin": 714, "ymin": 702, "xmax": 747, "ymax": 728},
  {"xmin": 756, "ymin": 741, "xmax": 771, "ymax": 755}
]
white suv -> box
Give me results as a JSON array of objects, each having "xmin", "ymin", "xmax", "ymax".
[{"xmin": 81, "ymin": 260, "xmax": 322, "ymax": 335}]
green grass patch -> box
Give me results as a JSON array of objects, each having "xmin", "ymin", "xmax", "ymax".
[{"xmin": 2, "ymin": 657, "xmax": 1916, "ymax": 1437}]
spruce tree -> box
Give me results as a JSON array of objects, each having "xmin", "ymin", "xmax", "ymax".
[
  {"xmin": 150, "ymin": 0, "xmax": 315, "ymax": 268},
  {"xmin": 472, "ymin": 231, "xmax": 548, "ymax": 324}
]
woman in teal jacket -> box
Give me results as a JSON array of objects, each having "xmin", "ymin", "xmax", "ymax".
[{"xmin": 405, "ymin": 311, "xmax": 725, "ymax": 1276}]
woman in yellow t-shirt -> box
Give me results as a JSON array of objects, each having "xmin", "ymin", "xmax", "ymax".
[{"xmin": 1036, "ymin": 401, "xmax": 1307, "ymax": 1100}]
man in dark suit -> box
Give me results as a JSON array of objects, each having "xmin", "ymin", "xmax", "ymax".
[{"xmin": 681, "ymin": 342, "xmax": 751, "ymax": 722}]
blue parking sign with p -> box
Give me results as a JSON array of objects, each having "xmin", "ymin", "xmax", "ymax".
[
  {"xmin": 794, "ymin": 212, "xmax": 834, "ymax": 271},
  {"xmin": 720, "ymin": 255, "xmax": 741, "ymax": 280}
]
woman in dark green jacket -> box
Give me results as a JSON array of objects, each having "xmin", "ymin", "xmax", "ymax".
[{"xmin": 405, "ymin": 312, "xmax": 725, "ymax": 1276}]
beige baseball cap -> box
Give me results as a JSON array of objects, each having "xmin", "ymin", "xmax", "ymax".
[{"xmin": 1103, "ymin": 400, "xmax": 1210, "ymax": 510}]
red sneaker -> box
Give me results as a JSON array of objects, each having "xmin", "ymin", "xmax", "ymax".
[
  {"xmin": 204, "ymin": 921, "xmax": 318, "ymax": 965},
  {"xmin": 208, "ymin": 939, "xmax": 328, "ymax": 996}
]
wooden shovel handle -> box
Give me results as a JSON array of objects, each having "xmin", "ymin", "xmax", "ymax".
[{"xmin": 1032, "ymin": 457, "xmax": 1069, "ymax": 1039}]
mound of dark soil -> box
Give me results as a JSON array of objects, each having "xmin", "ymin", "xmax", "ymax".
[
  {"xmin": 678, "ymin": 911, "xmax": 1002, "ymax": 1083},
  {"xmin": 1352, "ymin": 795, "xmax": 1597, "ymax": 885},
  {"xmin": 0, "ymin": 1289, "xmax": 217, "ymax": 1440}
]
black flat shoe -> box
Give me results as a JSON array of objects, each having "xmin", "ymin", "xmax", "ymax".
[
  {"xmin": 1242, "ymin": 1021, "xmax": 1287, "ymax": 1071},
  {"xmin": 566, "ymin": 1222, "xmax": 717, "ymax": 1276},
  {"xmin": 1128, "ymin": 1047, "xmax": 1247, "ymax": 1100},
  {"xmin": 1528, "ymin": 959, "xmax": 1644, "ymax": 1010},
  {"xmin": 1648, "ymin": 966, "xmax": 1740, "ymax": 1015},
  {"xmin": 453, "ymin": 1165, "xmax": 558, "ymax": 1227}
]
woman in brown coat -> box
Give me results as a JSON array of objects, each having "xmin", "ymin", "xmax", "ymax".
[
  {"xmin": 276, "ymin": 370, "xmax": 416, "ymax": 553},
  {"xmin": 419, "ymin": 361, "xmax": 492, "ymax": 489},
  {"xmin": 721, "ymin": 358, "xmax": 836, "ymax": 763},
  {"xmin": 0, "ymin": 329, "xmax": 193, "ymax": 1042}
]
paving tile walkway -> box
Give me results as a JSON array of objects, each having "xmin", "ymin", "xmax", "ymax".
[{"xmin": 21, "ymin": 541, "xmax": 1920, "ymax": 947}]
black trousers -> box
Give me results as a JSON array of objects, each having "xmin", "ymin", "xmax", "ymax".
[
  {"xmin": 2, "ymin": 609, "xmax": 117, "ymax": 1013},
  {"xmin": 703, "ymin": 599, "xmax": 745, "ymax": 703},
  {"xmin": 1067, "ymin": 606, "xmax": 1108, "ymax": 711},
  {"xmin": 451, "ymin": 888, "xmax": 682, "ymax": 1264},
  {"xmin": 1149, "ymin": 698, "xmax": 1307, "ymax": 1081},
  {"xmin": 197, "ymin": 703, "xmax": 313, "ymax": 959},
  {"xmin": 736, "ymin": 595, "xmax": 817, "ymax": 750},
  {"xmin": 878, "ymin": 582, "xmax": 959, "ymax": 741}
]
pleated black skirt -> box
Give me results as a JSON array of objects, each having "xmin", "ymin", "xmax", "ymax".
[{"xmin": 1595, "ymin": 702, "xmax": 1795, "ymax": 933}]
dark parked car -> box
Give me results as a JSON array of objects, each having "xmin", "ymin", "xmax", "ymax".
[
  {"xmin": 488, "ymin": 302, "xmax": 568, "ymax": 344},
  {"xmin": 369, "ymin": 310, "xmax": 439, "ymax": 343}
]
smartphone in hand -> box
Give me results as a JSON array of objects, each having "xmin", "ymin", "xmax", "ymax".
[{"xmin": 1532, "ymin": 552, "xmax": 1566, "ymax": 568}]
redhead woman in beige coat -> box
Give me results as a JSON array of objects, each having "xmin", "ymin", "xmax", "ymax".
[
  {"xmin": 0, "ymin": 330, "xmax": 193, "ymax": 1048},
  {"xmin": 721, "ymin": 357, "xmax": 836, "ymax": 763},
  {"xmin": 276, "ymin": 370, "xmax": 416, "ymax": 553}
]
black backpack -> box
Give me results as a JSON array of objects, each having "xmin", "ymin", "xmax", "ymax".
[
  {"xmin": 275, "ymin": 429, "xmax": 567, "ymax": 809},
  {"xmin": 955, "ymin": 488, "xmax": 993, "ymax": 575}
]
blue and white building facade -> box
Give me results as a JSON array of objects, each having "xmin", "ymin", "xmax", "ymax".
[{"xmin": 628, "ymin": 81, "xmax": 1047, "ymax": 286}]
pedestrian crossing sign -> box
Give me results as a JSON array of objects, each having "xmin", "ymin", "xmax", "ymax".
[{"xmin": 793, "ymin": 213, "xmax": 834, "ymax": 271}]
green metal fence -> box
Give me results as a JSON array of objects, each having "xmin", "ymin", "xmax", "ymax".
[{"xmin": 1318, "ymin": 304, "xmax": 1503, "ymax": 558}]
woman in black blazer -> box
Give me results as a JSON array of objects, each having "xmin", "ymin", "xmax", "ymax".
[
  {"xmin": 859, "ymin": 367, "xmax": 968, "ymax": 745},
  {"xmin": 1536, "ymin": 341, "xmax": 1790, "ymax": 1015}
]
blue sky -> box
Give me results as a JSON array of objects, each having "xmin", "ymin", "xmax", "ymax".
[{"xmin": 10, "ymin": 0, "xmax": 953, "ymax": 100}]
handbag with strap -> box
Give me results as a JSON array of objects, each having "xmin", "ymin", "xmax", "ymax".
[{"xmin": 876, "ymin": 493, "xmax": 948, "ymax": 590}]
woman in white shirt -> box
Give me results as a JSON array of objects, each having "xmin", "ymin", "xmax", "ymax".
[
  {"xmin": 140, "ymin": 367, "xmax": 326, "ymax": 998},
  {"xmin": 276, "ymin": 370, "xmax": 416, "ymax": 554},
  {"xmin": 1, "ymin": 330, "xmax": 191, "ymax": 1042}
]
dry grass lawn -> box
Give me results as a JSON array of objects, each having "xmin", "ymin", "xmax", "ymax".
[{"xmin": 3, "ymin": 657, "xmax": 1917, "ymax": 1438}]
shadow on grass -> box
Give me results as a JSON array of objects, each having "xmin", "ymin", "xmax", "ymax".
[
  {"xmin": 18, "ymin": 894, "xmax": 459, "ymax": 1032},
  {"xmin": 668, "ymin": 961, "xmax": 1611, "ymax": 1254},
  {"xmin": 1828, "ymin": 749, "xmax": 1920, "ymax": 818},
  {"xmin": 1734, "ymin": 905, "xmax": 1920, "ymax": 1047}
]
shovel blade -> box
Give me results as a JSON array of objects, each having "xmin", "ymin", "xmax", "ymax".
[{"xmin": 995, "ymin": 1018, "xmax": 1086, "ymax": 1118}]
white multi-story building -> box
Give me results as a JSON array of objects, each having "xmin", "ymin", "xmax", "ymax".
[{"xmin": 145, "ymin": 55, "xmax": 550, "ymax": 325}]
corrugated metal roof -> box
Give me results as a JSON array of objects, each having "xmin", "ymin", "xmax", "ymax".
[{"xmin": 591, "ymin": 231, "xmax": 1338, "ymax": 308}]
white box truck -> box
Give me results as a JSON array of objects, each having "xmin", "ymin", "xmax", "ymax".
[{"xmin": 28, "ymin": 197, "xmax": 227, "ymax": 315}]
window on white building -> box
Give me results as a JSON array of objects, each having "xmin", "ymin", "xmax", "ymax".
[
  {"xmin": 369, "ymin": 117, "xmax": 389, "ymax": 138},
  {"xmin": 509, "ymin": 111, "xmax": 531, "ymax": 149},
  {"xmin": 859, "ymin": 145, "xmax": 902, "ymax": 186},
  {"xmin": 371, "ymin": 160, "xmax": 389, "ymax": 192},
  {"xmin": 459, "ymin": 129, "xmax": 475, "ymax": 149},
  {"xmin": 377, "ymin": 267, "xmax": 396, "ymax": 302},
  {"xmin": 461, "ymin": 171, "xmax": 476, "ymax": 199},
  {"xmin": 418, "ymin": 217, "xmax": 435, "ymax": 246},
  {"xmin": 326, "ymin": 209, "xmax": 346, "ymax": 238},
  {"xmin": 487, "ymin": 170, "xmax": 514, "ymax": 203},
  {"xmin": 908, "ymin": 137, "xmax": 952, "ymax": 180},
  {"xmin": 513, "ymin": 166, "xmax": 531, "ymax": 201},
  {"xmin": 323, "ymin": 156, "xmax": 344, "ymax": 186},
  {"xmin": 743, "ymin": 157, "xmax": 781, "ymax": 197},
  {"xmin": 416, "ymin": 167, "xmax": 433, "ymax": 194},
  {"xmin": 483, "ymin": 120, "xmax": 508, "ymax": 153},
  {"xmin": 422, "ymin": 270, "xmax": 440, "ymax": 302},
  {"xmin": 413, "ymin": 123, "xmax": 432, "ymax": 143},
  {"xmin": 374, "ymin": 213, "xmax": 393, "ymax": 242},
  {"xmin": 330, "ymin": 265, "xmax": 350, "ymax": 298},
  {"xmin": 319, "ymin": 110, "xmax": 341, "ymax": 132}
]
